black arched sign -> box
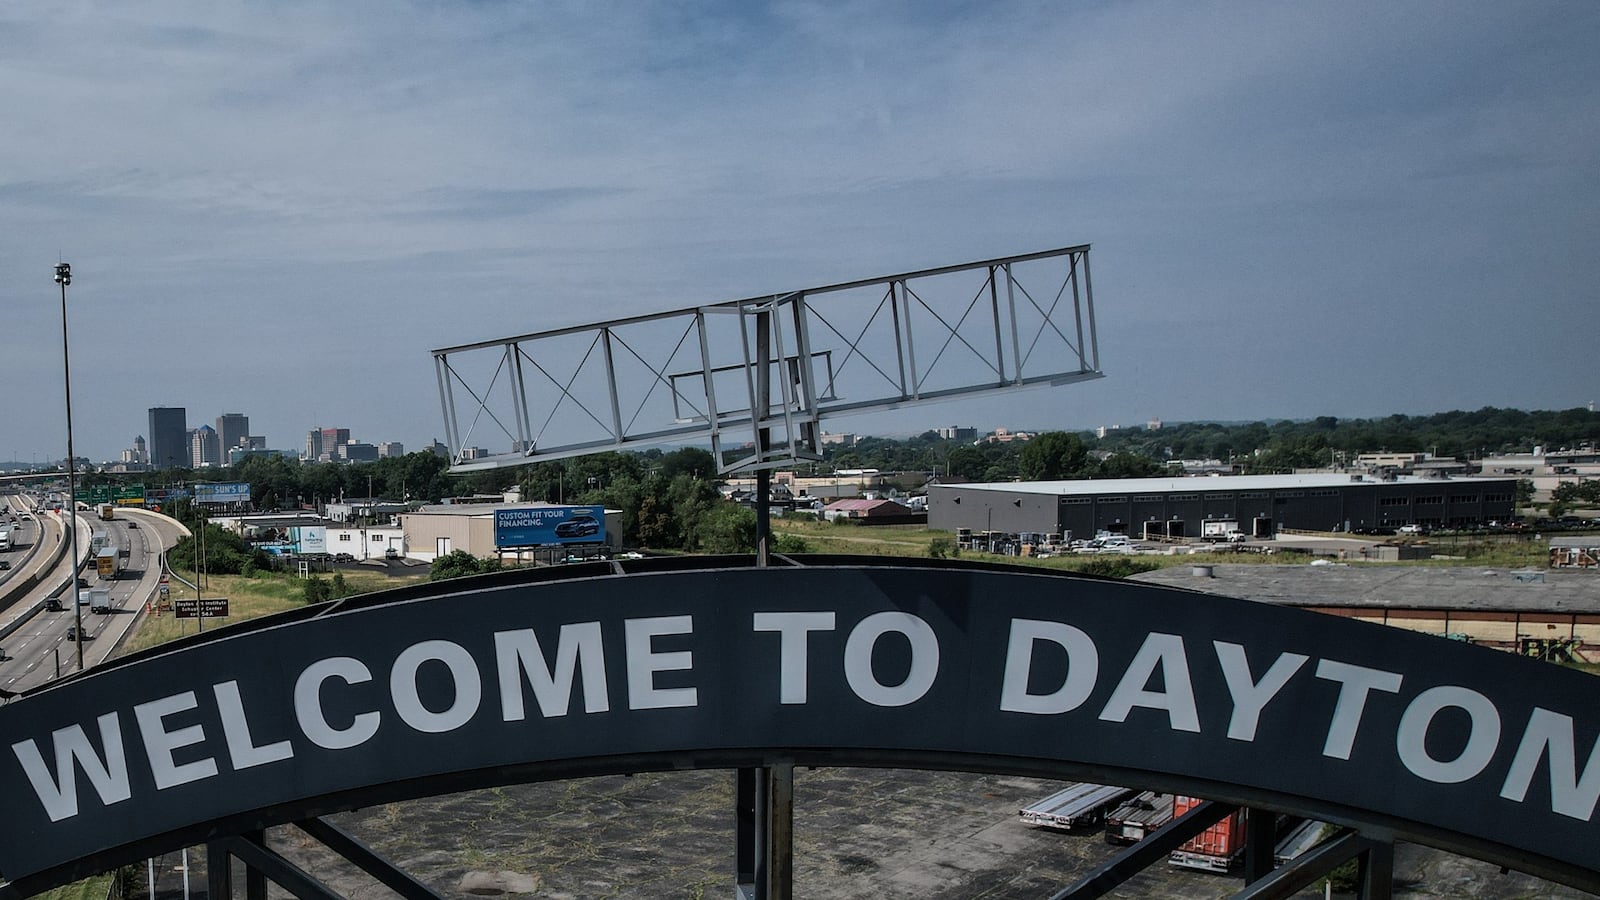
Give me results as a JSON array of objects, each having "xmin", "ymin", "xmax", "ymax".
[{"xmin": 2, "ymin": 563, "xmax": 1597, "ymax": 892}]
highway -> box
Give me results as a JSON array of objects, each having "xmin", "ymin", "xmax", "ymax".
[{"xmin": 0, "ymin": 496, "xmax": 185, "ymax": 696}]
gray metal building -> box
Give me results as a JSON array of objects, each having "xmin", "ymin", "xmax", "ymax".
[{"xmin": 927, "ymin": 473, "xmax": 1520, "ymax": 541}]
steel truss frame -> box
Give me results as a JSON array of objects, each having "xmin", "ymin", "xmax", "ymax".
[
  {"xmin": 432, "ymin": 246, "xmax": 1100, "ymax": 473},
  {"xmin": 191, "ymin": 797, "xmax": 1402, "ymax": 900}
]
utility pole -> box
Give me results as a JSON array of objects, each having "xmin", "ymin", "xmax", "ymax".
[{"xmin": 56, "ymin": 262, "xmax": 84, "ymax": 669}]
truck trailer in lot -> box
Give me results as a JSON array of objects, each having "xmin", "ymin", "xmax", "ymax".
[
  {"xmin": 1019, "ymin": 783, "xmax": 1135, "ymax": 832},
  {"xmin": 1274, "ymin": 818, "xmax": 1325, "ymax": 866},
  {"xmin": 1104, "ymin": 791, "xmax": 1176, "ymax": 845},
  {"xmin": 1169, "ymin": 796, "xmax": 1245, "ymax": 872}
]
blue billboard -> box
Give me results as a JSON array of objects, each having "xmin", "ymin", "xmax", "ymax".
[
  {"xmin": 194, "ymin": 482, "xmax": 251, "ymax": 504},
  {"xmin": 494, "ymin": 505, "xmax": 605, "ymax": 548}
]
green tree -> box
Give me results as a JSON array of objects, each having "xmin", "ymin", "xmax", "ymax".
[
  {"xmin": 1094, "ymin": 451, "xmax": 1162, "ymax": 479},
  {"xmin": 1018, "ymin": 432, "xmax": 1089, "ymax": 481},
  {"xmin": 696, "ymin": 504, "xmax": 756, "ymax": 553}
]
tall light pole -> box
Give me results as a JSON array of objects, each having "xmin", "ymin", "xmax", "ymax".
[{"xmin": 56, "ymin": 262, "xmax": 84, "ymax": 669}]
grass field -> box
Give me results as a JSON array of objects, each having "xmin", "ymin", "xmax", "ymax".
[
  {"xmin": 121, "ymin": 566, "xmax": 429, "ymax": 654},
  {"xmin": 32, "ymin": 874, "xmax": 115, "ymax": 900}
]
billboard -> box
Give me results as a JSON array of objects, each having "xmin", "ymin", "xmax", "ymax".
[
  {"xmin": 194, "ymin": 482, "xmax": 251, "ymax": 504},
  {"xmin": 494, "ymin": 505, "xmax": 605, "ymax": 548},
  {"xmin": 297, "ymin": 526, "xmax": 328, "ymax": 555}
]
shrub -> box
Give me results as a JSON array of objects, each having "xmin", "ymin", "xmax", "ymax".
[
  {"xmin": 302, "ymin": 577, "xmax": 331, "ymax": 603},
  {"xmin": 773, "ymin": 533, "xmax": 811, "ymax": 554}
]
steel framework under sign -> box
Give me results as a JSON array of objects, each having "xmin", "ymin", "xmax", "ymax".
[{"xmin": 433, "ymin": 246, "xmax": 1100, "ymax": 473}]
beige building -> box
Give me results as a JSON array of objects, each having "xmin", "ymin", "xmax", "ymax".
[{"xmin": 401, "ymin": 502, "xmax": 621, "ymax": 562}]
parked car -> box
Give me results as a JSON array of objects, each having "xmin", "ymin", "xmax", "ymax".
[
  {"xmin": 384, "ymin": 547, "xmax": 400, "ymax": 560},
  {"xmin": 333, "ymin": 552, "xmax": 355, "ymax": 563}
]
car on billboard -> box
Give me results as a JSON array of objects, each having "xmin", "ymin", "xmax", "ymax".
[{"xmin": 554, "ymin": 515, "xmax": 600, "ymax": 539}]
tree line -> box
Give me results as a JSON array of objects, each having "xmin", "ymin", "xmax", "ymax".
[{"xmin": 78, "ymin": 405, "xmax": 1597, "ymax": 552}]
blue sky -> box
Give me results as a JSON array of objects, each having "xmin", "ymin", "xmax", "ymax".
[{"xmin": 2, "ymin": 1, "xmax": 1596, "ymax": 464}]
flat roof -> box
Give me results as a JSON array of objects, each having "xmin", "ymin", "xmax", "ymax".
[{"xmin": 928, "ymin": 473, "xmax": 1518, "ymax": 497}]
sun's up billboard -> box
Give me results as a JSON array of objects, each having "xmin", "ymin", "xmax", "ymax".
[
  {"xmin": 494, "ymin": 505, "xmax": 605, "ymax": 548},
  {"xmin": 194, "ymin": 482, "xmax": 251, "ymax": 505}
]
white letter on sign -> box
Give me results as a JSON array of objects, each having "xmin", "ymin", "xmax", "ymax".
[
  {"xmin": 1214, "ymin": 642, "xmax": 1308, "ymax": 742},
  {"xmin": 1396, "ymin": 685, "xmax": 1501, "ymax": 784},
  {"xmin": 1500, "ymin": 707, "xmax": 1600, "ymax": 821},
  {"xmin": 1315, "ymin": 660, "xmax": 1403, "ymax": 760},
  {"xmin": 625, "ymin": 616, "xmax": 698, "ymax": 710},
  {"xmin": 12, "ymin": 713, "xmax": 132, "ymax": 822},
  {"xmin": 844, "ymin": 612, "xmax": 939, "ymax": 707},
  {"xmin": 295, "ymin": 657, "xmax": 381, "ymax": 750},
  {"xmin": 496, "ymin": 622, "xmax": 610, "ymax": 719},
  {"xmin": 753, "ymin": 611, "xmax": 837, "ymax": 704},
  {"xmin": 134, "ymin": 691, "xmax": 218, "ymax": 789},
  {"xmin": 1099, "ymin": 633, "xmax": 1200, "ymax": 733},
  {"xmin": 1000, "ymin": 619, "xmax": 1098, "ymax": 715},
  {"xmin": 391, "ymin": 640, "xmax": 483, "ymax": 734}
]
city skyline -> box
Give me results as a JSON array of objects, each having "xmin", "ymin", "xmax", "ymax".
[{"xmin": 3, "ymin": 3, "xmax": 1596, "ymax": 463}]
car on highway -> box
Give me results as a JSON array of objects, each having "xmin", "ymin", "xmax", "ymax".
[
  {"xmin": 76, "ymin": 576, "xmax": 90, "ymax": 588},
  {"xmin": 127, "ymin": 521, "xmax": 138, "ymax": 529},
  {"xmin": 0, "ymin": 560, "xmax": 10, "ymax": 570},
  {"xmin": 555, "ymin": 515, "xmax": 601, "ymax": 538},
  {"xmin": 66, "ymin": 625, "xmax": 79, "ymax": 641}
]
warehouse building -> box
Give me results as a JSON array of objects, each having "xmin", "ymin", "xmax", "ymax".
[{"xmin": 927, "ymin": 473, "xmax": 1520, "ymax": 542}]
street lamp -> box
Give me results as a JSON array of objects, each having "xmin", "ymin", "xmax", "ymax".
[{"xmin": 55, "ymin": 262, "xmax": 83, "ymax": 669}]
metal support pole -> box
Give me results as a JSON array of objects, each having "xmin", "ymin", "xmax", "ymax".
[
  {"xmin": 55, "ymin": 263, "xmax": 83, "ymax": 670},
  {"xmin": 1243, "ymin": 807, "xmax": 1277, "ymax": 884},
  {"xmin": 733, "ymin": 307, "xmax": 791, "ymax": 900},
  {"xmin": 765, "ymin": 762, "xmax": 794, "ymax": 900},
  {"xmin": 245, "ymin": 829, "xmax": 268, "ymax": 900},
  {"xmin": 735, "ymin": 768, "xmax": 757, "ymax": 899},
  {"xmin": 754, "ymin": 309, "xmax": 771, "ymax": 565},
  {"xmin": 1357, "ymin": 841, "xmax": 1394, "ymax": 900},
  {"xmin": 208, "ymin": 840, "xmax": 233, "ymax": 900}
]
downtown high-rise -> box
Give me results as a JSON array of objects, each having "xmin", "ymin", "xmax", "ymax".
[{"xmin": 147, "ymin": 407, "xmax": 187, "ymax": 470}]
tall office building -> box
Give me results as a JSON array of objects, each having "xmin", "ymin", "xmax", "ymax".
[
  {"xmin": 148, "ymin": 407, "xmax": 187, "ymax": 470},
  {"xmin": 305, "ymin": 429, "xmax": 323, "ymax": 462},
  {"xmin": 190, "ymin": 425, "xmax": 221, "ymax": 468},
  {"xmin": 215, "ymin": 413, "xmax": 249, "ymax": 455},
  {"xmin": 321, "ymin": 427, "xmax": 350, "ymax": 452}
]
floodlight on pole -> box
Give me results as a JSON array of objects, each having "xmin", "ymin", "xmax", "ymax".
[{"xmin": 55, "ymin": 261, "xmax": 84, "ymax": 670}]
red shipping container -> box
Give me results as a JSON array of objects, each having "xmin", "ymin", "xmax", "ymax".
[{"xmin": 1171, "ymin": 796, "xmax": 1245, "ymax": 872}]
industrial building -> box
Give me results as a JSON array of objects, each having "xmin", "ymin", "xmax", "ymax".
[
  {"xmin": 402, "ymin": 502, "xmax": 622, "ymax": 563},
  {"xmin": 927, "ymin": 473, "xmax": 1520, "ymax": 542}
]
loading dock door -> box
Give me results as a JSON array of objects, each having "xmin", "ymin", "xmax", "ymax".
[{"xmin": 1253, "ymin": 517, "xmax": 1273, "ymax": 538}]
